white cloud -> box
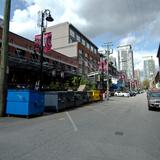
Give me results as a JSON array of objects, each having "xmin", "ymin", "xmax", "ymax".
[
  {"xmin": 10, "ymin": 3, "xmax": 42, "ymax": 40},
  {"xmin": 118, "ymin": 34, "xmax": 144, "ymax": 47},
  {"xmin": 10, "ymin": 0, "xmax": 87, "ymax": 40},
  {"xmin": 9, "ymin": 0, "xmax": 160, "ymax": 43},
  {"xmin": 119, "ymin": 35, "xmax": 136, "ymax": 46},
  {"xmin": 59, "ymin": 10, "xmax": 88, "ymax": 27}
]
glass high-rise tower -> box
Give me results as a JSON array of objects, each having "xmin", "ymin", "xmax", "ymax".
[
  {"xmin": 143, "ymin": 56, "xmax": 156, "ymax": 80},
  {"xmin": 117, "ymin": 45, "xmax": 134, "ymax": 80}
]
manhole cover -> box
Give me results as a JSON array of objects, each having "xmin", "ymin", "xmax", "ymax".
[{"xmin": 115, "ymin": 131, "xmax": 124, "ymax": 136}]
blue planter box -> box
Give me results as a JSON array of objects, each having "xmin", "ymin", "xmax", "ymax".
[{"xmin": 6, "ymin": 89, "xmax": 44, "ymax": 116}]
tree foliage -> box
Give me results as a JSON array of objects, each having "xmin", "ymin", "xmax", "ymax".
[
  {"xmin": 143, "ymin": 79, "xmax": 150, "ymax": 89},
  {"xmin": 71, "ymin": 76, "xmax": 81, "ymax": 90},
  {"xmin": 49, "ymin": 75, "xmax": 97, "ymax": 91},
  {"xmin": 49, "ymin": 81, "xmax": 61, "ymax": 91}
]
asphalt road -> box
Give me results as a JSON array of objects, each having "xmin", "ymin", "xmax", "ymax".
[{"xmin": 0, "ymin": 93, "xmax": 160, "ymax": 160}]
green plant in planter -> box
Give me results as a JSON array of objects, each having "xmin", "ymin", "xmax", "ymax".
[
  {"xmin": 80, "ymin": 76, "xmax": 89, "ymax": 85},
  {"xmin": 64, "ymin": 80, "xmax": 70, "ymax": 90},
  {"xmin": 71, "ymin": 76, "xmax": 80, "ymax": 90},
  {"xmin": 49, "ymin": 81, "xmax": 61, "ymax": 91},
  {"xmin": 91, "ymin": 83, "xmax": 97, "ymax": 90}
]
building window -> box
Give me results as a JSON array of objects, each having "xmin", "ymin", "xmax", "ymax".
[
  {"xmin": 85, "ymin": 61, "xmax": 88, "ymax": 67},
  {"xmin": 69, "ymin": 29, "xmax": 75, "ymax": 38},
  {"xmin": 15, "ymin": 48, "xmax": 25, "ymax": 58},
  {"xmin": 43, "ymin": 57, "xmax": 49, "ymax": 64},
  {"xmin": 70, "ymin": 66, "xmax": 76, "ymax": 73},
  {"xmin": 79, "ymin": 55, "xmax": 83, "ymax": 64},
  {"xmin": 86, "ymin": 42, "xmax": 90, "ymax": 49},
  {"xmin": 82, "ymin": 39, "xmax": 85, "ymax": 46},
  {"xmin": 78, "ymin": 49, "xmax": 83, "ymax": 64},
  {"xmin": 79, "ymin": 68, "xmax": 82, "ymax": 74},
  {"xmin": 84, "ymin": 67, "xmax": 88, "ymax": 74},
  {"xmin": 91, "ymin": 46, "xmax": 94, "ymax": 52},
  {"xmin": 76, "ymin": 34, "xmax": 81, "ymax": 42},
  {"xmin": 69, "ymin": 37, "xmax": 76, "ymax": 43},
  {"xmin": 79, "ymin": 49, "xmax": 82, "ymax": 54},
  {"xmin": 31, "ymin": 54, "xmax": 39, "ymax": 62},
  {"xmin": 93, "ymin": 48, "xmax": 97, "ymax": 54},
  {"xmin": 79, "ymin": 59, "xmax": 83, "ymax": 65}
]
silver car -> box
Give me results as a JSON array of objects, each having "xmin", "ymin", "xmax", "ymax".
[{"xmin": 147, "ymin": 90, "xmax": 160, "ymax": 110}]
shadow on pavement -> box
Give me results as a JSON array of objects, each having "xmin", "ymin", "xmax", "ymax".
[{"xmin": 148, "ymin": 108, "xmax": 160, "ymax": 112}]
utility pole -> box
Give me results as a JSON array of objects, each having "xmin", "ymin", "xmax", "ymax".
[
  {"xmin": 102, "ymin": 42, "xmax": 113, "ymax": 100},
  {"xmin": 0, "ymin": 0, "xmax": 11, "ymax": 117},
  {"xmin": 99, "ymin": 54, "xmax": 104, "ymax": 91}
]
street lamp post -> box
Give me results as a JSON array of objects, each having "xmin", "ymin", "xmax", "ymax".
[{"xmin": 39, "ymin": 9, "xmax": 53, "ymax": 90}]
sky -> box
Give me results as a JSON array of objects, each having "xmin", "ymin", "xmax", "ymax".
[{"xmin": 0, "ymin": 0, "xmax": 159, "ymax": 72}]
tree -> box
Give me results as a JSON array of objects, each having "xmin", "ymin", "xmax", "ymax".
[{"xmin": 143, "ymin": 79, "xmax": 150, "ymax": 89}]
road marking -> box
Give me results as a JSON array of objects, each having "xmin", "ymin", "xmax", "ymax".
[{"xmin": 66, "ymin": 112, "xmax": 78, "ymax": 132}]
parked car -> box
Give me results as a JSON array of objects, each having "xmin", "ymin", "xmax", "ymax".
[
  {"xmin": 147, "ymin": 89, "xmax": 160, "ymax": 110},
  {"xmin": 129, "ymin": 90, "xmax": 136, "ymax": 96},
  {"xmin": 122, "ymin": 92, "xmax": 130, "ymax": 97},
  {"xmin": 114, "ymin": 91, "xmax": 130, "ymax": 97},
  {"xmin": 114, "ymin": 91, "xmax": 122, "ymax": 96},
  {"xmin": 109, "ymin": 90, "xmax": 115, "ymax": 96}
]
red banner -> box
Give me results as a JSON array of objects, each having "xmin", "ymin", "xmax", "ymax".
[
  {"xmin": 98, "ymin": 59, "xmax": 108, "ymax": 72},
  {"xmin": 34, "ymin": 32, "xmax": 52, "ymax": 54},
  {"xmin": 34, "ymin": 34, "xmax": 41, "ymax": 52},
  {"xmin": 44, "ymin": 32, "xmax": 52, "ymax": 53}
]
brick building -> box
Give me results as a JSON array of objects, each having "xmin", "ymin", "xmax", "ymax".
[{"xmin": 0, "ymin": 27, "xmax": 78, "ymax": 88}]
